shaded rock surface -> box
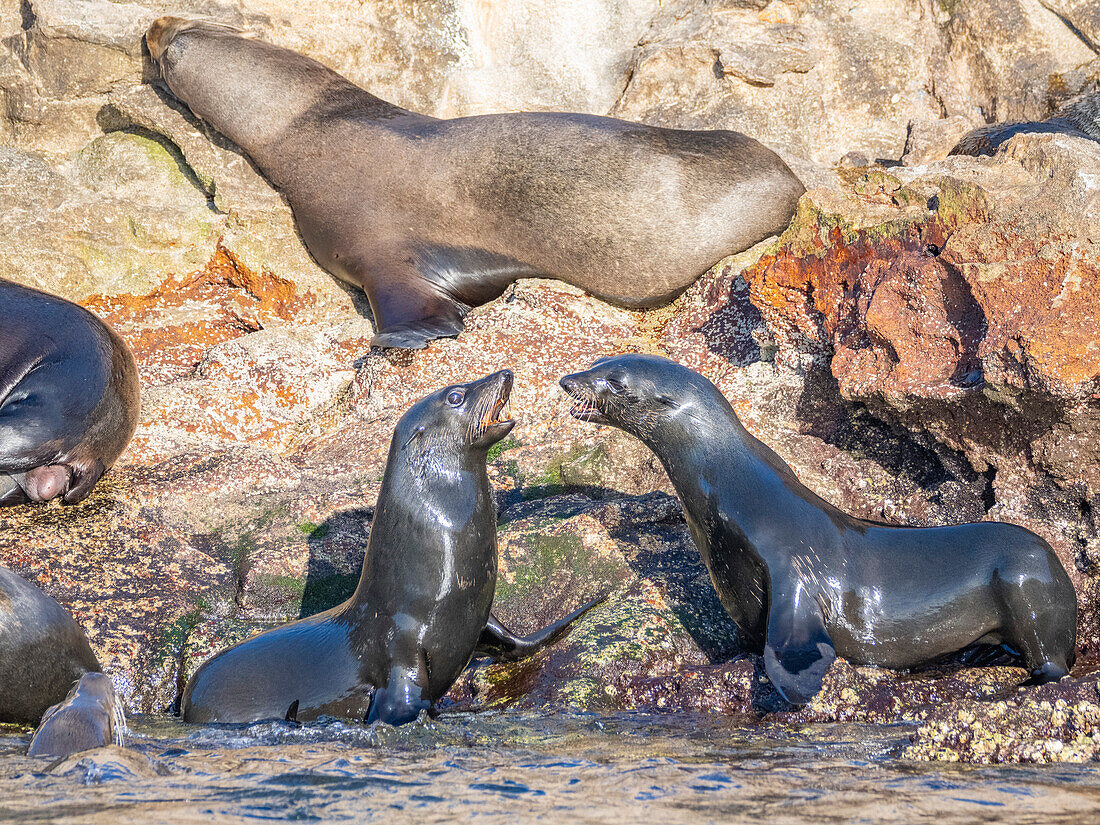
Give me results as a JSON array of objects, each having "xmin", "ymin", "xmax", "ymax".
[{"xmin": 0, "ymin": 0, "xmax": 1099, "ymax": 766}]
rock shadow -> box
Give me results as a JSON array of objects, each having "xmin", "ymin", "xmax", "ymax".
[
  {"xmin": 298, "ymin": 508, "xmax": 372, "ymax": 619},
  {"xmin": 696, "ymin": 274, "xmax": 769, "ymax": 367},
  {"xmin": 593, "ymin": 491, "xmax": 745, "ymax": 665},
  {"xmin": 792, "ymin": 369, "xmax": 995, "ymax": 522}
]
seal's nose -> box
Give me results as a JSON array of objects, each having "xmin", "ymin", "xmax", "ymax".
[{"xmin": 559, "ymin": 374, "xmax": 581, "ymax": 394}]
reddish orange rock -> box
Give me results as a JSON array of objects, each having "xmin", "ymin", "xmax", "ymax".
[{"xmin": 82, "ymin": 244, "xmax": 316, "ymax": 385}]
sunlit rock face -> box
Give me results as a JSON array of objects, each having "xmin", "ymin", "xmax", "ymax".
[{"xmin": 2, "ymin": 0, "xmax": 1100, "ymax": 762}]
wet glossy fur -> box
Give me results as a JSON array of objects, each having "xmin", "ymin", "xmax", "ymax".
[
  {"xmin": 561, "ymin": 355, "xmax": 1077, "ymax": 705},
  {"xmin": 28, "ymin": 672, "xmax": 126, "ymax": 758},
  {"xmin": 0, "ymin": 567, "xmax": 102, "ymax": 724},
  {"xmin": 0, "ymin": 280, "xmax": 139, "ymax": 506},
  {"xmin": 182, "ymin": 372, "xmax": 598, "ymax": 725}
]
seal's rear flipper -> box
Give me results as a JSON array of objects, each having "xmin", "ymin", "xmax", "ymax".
[
  {"xmin": 762, "ymin": 593, "xmax": 835, "ymax": 706},
  {"xmin": 475, "ymin": 595, "xmax": 606, "ymax": 663}
]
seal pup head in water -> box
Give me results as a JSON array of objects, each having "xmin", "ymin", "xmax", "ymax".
[
  {"xmin": 0, "ymin": 566, "xmax": 102, "ymax": 724},
  {"xmin": 144, "ymin": 17, "xmax": 804, "ymax": 350},
  {"xmin": 182, "ymin": 371, "xmax": 601, "ymax": 726},
  {"xmin": 0, "ymin": 280, "xmax": 140, "ymax": 506},
  {"xmin": 561, "ymin": 354, "xmax": 1077, "ymax": 704},
  {"xmin": 28, "ymin": 672, "xmax": 126, "ymax": 759}
]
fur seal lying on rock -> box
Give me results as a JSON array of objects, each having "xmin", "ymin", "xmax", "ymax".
[
  {"xmin": 0, "ymin": 280, "xmax": 140, "ymax": 506},
  {"xmin": 561, "ymin": 354, "xmax": 1077, "ymax": 705},
  {"xmin": 0, "ymin": 566, "xmax": 102, "ymax": 724},
  {"xmin": 182, "ymin": 371, "xmax": 601, "ymax": 725},
  {"xmin": 145, "ymin": 17, "xmax": 805, "ymax": 350},
  {"xmin": 951, "ymin": 92, "xmax": 1100, "ymax": 156}
]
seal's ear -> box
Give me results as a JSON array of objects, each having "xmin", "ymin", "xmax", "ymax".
[{"xmin": 762, "ymin": 584, "xmax": 835, "ymax": 706}]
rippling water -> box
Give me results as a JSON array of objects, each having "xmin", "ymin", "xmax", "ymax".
[{"xmin": 2, "ymin": 712, "xmax": 1099, "ymax": 823}]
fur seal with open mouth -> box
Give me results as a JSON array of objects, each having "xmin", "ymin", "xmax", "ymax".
[
  {"xmin": 1, "ymin": 280, "xmax": 140, "ymax": 506},
  {"xmin": 182, "ymin": 371, "xmax": 601, "ymax": 725},
  {"xmin": 561, "ymin": 354, "xmax": 1077, "ymax": 704},
  {"xmin": 144, "ymin": 17, "xmax": 805, "ymax": 350}
]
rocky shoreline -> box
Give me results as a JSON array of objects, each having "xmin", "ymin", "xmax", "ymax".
[{"xmin": 3, "ymin": 0, "xmax": 1100, "ymax": 763}]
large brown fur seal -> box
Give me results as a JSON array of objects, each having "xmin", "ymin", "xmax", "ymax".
[
  {"xmin": 951, "ymin": 92, "xmax": 1100, "ymax": 156},
  {"xmin": 561, "ymin": 355, "xmax": 1077, "ymax": 705},
  {"xmin": 0, "ymin": 280, "xmax": 140, "ymax": 506},
  {"xmin": 145, "ymin": 17, "xmax": 805, "ymax": 350},
  {"xmin": 182, "ymin": 371, "xmax": 600, "ymax": 726}
]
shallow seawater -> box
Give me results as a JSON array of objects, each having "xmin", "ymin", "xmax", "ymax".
[{"xmin": 1, "ymin": 711, "xmax": 1099, "ymax": 824}]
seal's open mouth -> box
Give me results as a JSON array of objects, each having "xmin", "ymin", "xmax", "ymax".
[
  {"xmin": 482, "ymin": 392, "xmax": 513, "ymax": 429},
  {"xmin": 475, "ymin": 370, "xmax": 515, "ymax": 441},
  {"xmin": 559, "ymin": 375, "xmax": 605, "ymax": 423},
  {"xmin": 568, "ymin": 396, "xmax": 600, "ymax": 421}
]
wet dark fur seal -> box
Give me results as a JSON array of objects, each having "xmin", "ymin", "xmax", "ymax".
[
  {"xmin": 561, "ymin": 354, "xmax": 1077, "ymax": 704},
  {"xmin": 182, "ymin": 371, "xmax": 600, "ymax": 725},
  {"xmin": 145, "ymin": 17, "xmax": 805, "ymax": 350},
  {"xmin": 0, "ymin": 280, "xmax": 140, "ymax": 506},
  {"xmin": 28, "ymin": 672, "xmax": 126, "ymax": 759},
  {"xmin": 0, "ymin": 566, "xmax": 102, "ymax": 724},
  {"xmin": 951, "ymin": 92, "xmax": 1100, "ymax": 156}
]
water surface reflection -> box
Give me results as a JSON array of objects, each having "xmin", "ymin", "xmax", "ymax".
[{"xmin": 1, "ymin": 712, "xmax": 1098, "ymax": 823}]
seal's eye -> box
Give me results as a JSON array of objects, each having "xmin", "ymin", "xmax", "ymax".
[
  {"xmin": 605, "ymin": 376, "xmax": 627, "ymax": 396},
  {"xmin": 446, "ymin": 390, "xmax": 465, "ymax": 406}
]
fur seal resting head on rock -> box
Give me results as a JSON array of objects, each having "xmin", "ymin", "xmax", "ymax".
[
  {"xmin": 0, "ymin": 566, "xmax": 102, "ymax": 724},
  {"xmin": 0, "ymin": 280, "xmax": 140, "ymax": 506},
  {"xmin": 561, "ymin": 354, "xmax": 1077, "ymax": 705},
  {"xmin": 182, "ymin": 371, "xmax": 601, "ymax": 726},
  {"xmin": 145, "ymin": 17, "xmax": 805, "ymax": 350},
  {"xmin": 951, "ymin": 92, "xmax": 1100, "ymax": 156}
]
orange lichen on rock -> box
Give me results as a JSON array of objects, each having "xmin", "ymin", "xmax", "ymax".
[
  {"xmin": 82, "ymin": 244, "xmax": 315, "ymax": 385},
  {"xmin": 740, "ymin": 179, "xmax": 1100, "ymax": 402}
]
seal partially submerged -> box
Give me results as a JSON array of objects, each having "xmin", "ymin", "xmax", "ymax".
[
  {"xmin": 28, "ymin": 672, "xmax": 126, "ymax": 759},
  {"xmin": 0, "ymin": 566, "xmax": 101, "ymax": 724},
  {"xmin": 0, "ymin": 280, "xmax": 140, "ymax": 506},
  {"xmin": 561, "ymin": 354, "xmax": 1077, "ymax": 704},
  {"xmin": 145, "ymin": 17, "xmax": 805, "ymax": 350},
  {"xmin": 182, "ymin": 371, "xmax": 600, "ymax": 725}
]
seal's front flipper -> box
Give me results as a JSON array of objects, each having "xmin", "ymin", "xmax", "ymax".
[
  {"xmin": 364, "ymin": 264, "xmax": 468, "ymax": 350},
  {"xmin": 475, "ymin": 596, "xmax": 605, "ymax": 663},
  {"xmin": 366, "ymin": 654, "xmax": 431, "ymax": 726},
  {"xmin": 370, "ymin": 315, "xmax": 466, "ymax": 350},
  {"xmin": 0, "ymin": 474, "xmax": 27, "ymax": 506},
  {"xmin": 762, "ymin": 587, "xmax": 835, "ymax": 706},
  {"xmin": 63, "ymin": 458, "xmax": 105, "ymax": 505}
]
